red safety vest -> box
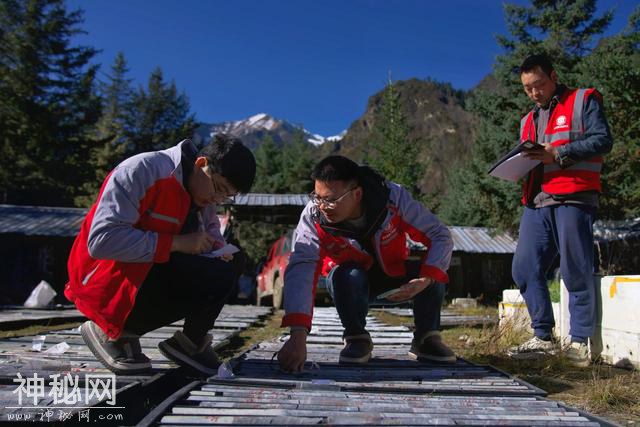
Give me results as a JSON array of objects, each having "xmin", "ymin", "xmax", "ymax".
[
  {"xmin": 313, "ymin": 206, "xmax": 446, "ymax": 282},
  {"xmin": 520, "ymin": 88, "xmax": 603, "ymax": 205}
]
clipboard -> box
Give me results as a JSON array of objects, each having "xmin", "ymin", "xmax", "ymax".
[{"xmin": 488, "ymin": 140, "xmax": 543, "ymax": 182}]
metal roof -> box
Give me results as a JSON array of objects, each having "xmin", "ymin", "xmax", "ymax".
[
  {"xmin": 232, "ymin": 193, "xmax": 309, "ymax": 206},
  {"xmin": 451, "ymin": 226, "xmax": 517, "ymax": 254},
  {"xmin": 0, "ymin": 204, "xmax": 87, "ymax": 237},
  {"xmin": 0, "ymin": 203, "xmax": 519, "ymax": 253}
]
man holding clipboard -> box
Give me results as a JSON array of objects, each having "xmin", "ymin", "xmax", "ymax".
[
  {"xmin": 277, "ymin": 156, "xmax": 455, "ymax": 371},
  {"xmin": 502, "ymin": 54, "xmax": 613, "ymax": 366}
]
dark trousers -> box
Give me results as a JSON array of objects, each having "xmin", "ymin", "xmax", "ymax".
[
  {"xmin": 512, "ymin": 205, "xmax": 596, "ymax": 343},
  {"xmin": 124, "ymin": 253, "xmax": 235, "ymax": 343},
  {"xmin": 326, "ymin": 262, "xmax": 446, "ymax": 340}
]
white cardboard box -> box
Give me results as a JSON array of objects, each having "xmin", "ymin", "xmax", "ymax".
[
  {"xmin": 499, "ymin": 289, "xmax": 560, "ymax": 336},
  {"xmin": 560, "ymin": 275, "xmax": 640, "ymax": 369}
]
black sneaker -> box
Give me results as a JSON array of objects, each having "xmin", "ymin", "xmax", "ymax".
[
  {"xmin": 408, "ymin": 331, "xmax": 456, "ymax": 363},
  {"xmin": 158, "ymin": 331, "xmax": 220, "ymax": 376},
  {"xmin": 339, "ymin": 333, "xmax": 373, "ymax": 364},
  {"xmin": 80, "ymin": 321, "xmax": 151, "ymax": 375}
]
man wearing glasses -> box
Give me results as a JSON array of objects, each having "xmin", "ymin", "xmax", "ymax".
[
  {"xmin": 65, "ymin": 134, "xmax": 255, "ymax": 376},
  {"xmin": 278, "ymin": 155, "xmax": 455, "ymax": 372}
]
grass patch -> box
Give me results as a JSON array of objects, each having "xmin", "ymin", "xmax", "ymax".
[
  {"xmin": 548, "ymin": 279, "xmax": 561, "ymax": 303},
  {"xmin": 217, "ymin": 309, "xmax": 284, "ymax": 361},
  {"xmin": 582, "ymin": 367, "xmax": 640, "ymax": 419},
  {"xmin": 444, "ymin": 303, "xmax": 500, "ymax": 317},
  {"xmin": 373, "ymin": 310, "xmax": 412, "ymax": 327}
]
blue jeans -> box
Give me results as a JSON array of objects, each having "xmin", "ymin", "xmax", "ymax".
[
  {"xmin": 512, "ymin": 205, "xmax": 596, "ymax": 343},
  {"xmin": 326, "ymin": 262, "xmax": 446, "ymax": 339}
]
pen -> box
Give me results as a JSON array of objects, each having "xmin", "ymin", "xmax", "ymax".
[{"xmin": 197, "ymin": 211, "xmax": 205, "ymax": 232}]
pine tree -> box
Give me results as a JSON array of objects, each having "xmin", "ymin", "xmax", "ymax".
[
  {"xmin": 126, "ymin": 67, "xmax": 196, "ymax": 154},
  {"xmin": 280, "ymin": 129, "xmax": 315, "ymax": 194},
  {"xmin": 0, "ymin": 0, "xmax": 101, "ymax": 206},
  {"xmin": 75, "ymin": 52, "xmax": 132, "ymax": 206},
  {"xmin": 440, "ymin": 0, "xmax": 614, "ymax": 232},
  {"xmin": 252, "ymin": 135, "xmax": 285, "ymax": 193},
  {"xmin": 234, "ymin": 221, "xmax": 289, "ymax": 268},
  {"xmin": 369, "ymin": 77, "xmax": 422, "ymax": 198},
  {"xmin": 577, "ymin": 7, "xmax": 640, "ymax": 219}
]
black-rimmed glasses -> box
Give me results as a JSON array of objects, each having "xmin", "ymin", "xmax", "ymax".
[
  {"xmin": 309, "ymin": 187, "xmax": 356, "ymax": 209},
  {"xmin": 210, "ymin": 171, "xmax": 236, "ymax": 204}
]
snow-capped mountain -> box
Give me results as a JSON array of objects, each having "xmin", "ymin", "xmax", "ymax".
[
  {"xmin": 306, "ymin": 129, "xmax": 347, "ymax": 146},
  {"xmin": 193, "ymin": 113, "xmax": 345, "ymax": 150},
  {"xmin": 212, "ymin": 113, "xmax": 279, "ymax": 136}
]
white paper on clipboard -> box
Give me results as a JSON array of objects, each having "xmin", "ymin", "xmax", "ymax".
[
  {"xmin": 199, "ymin": 244, "xmax": 240, "ymax": 259},
  {"xmin": 488, "ymin": 152, "xmax": 540, "ymax": 182},
  {"xmin": 488, "ymin": 141, "xmax": 543, "ymax": 182}
]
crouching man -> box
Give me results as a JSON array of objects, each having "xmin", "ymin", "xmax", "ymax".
[
  {"xmin": 65, "ymin": 135, "xmax": 255, "ymax": 375},
  {"xmin": 278, "ymin": 155, "xmax": 456, "ymax": 372}
]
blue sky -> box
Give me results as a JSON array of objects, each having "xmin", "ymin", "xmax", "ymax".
[{"xmin": 68, "ymin": 0, "xmax": 636, "ymax": 137}]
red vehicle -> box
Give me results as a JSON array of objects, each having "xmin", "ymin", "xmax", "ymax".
[
  {"xmin": 256, "ymin": 230, "xmax": 329, "ymax": 308},
  {"xmin": 256, "ymin": 230, "xmax": 294, "ymax": 308}
]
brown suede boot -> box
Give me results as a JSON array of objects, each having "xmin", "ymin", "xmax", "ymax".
[
  {"xmin": 339, "ymin": 333, "xmax": 373, "ymax": 364},
  {"xmin": 158, "ymin": 331, "xmax": 221, "ymax": 376},
  {"xmin": 408, "ymin": 331, "xmax": 456, "ymax": 363}
]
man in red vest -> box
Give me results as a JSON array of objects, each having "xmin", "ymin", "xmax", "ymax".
[
  {"xmin": 65, "ymin": 135, "xmax": 255, "ymax": 375},
  {"xmin": 510, "ymin": 54, "xmax": 613, "ymax": 366}
]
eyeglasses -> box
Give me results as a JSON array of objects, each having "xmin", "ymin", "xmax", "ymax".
[
  {"xmin": 309, "ymin": 187, "xmax": 356, "ymax": 209},
  {"xmin": 209, "ymin": 169, "xmax": 237, "ymax": 204}
]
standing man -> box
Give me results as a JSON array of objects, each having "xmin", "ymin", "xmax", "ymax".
[
  {"xmin": 277, "ymin": 155, "xmax": 455, "ymax": 372},
  {"xmin": 510, "ymin": 54, "xmax": 613, "ymax": 365},
  {"xmin": 65, "ymin": 135, "xmax": 256, "ymax": 375}
]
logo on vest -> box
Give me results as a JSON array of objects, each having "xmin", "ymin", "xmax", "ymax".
[
  {"xmin": 380, "ymin": 220, "xmax": 400, "ymax": 244},
  {"xmin": 554, "ymin": 115, "xmax": 568, "ymax": 130}
]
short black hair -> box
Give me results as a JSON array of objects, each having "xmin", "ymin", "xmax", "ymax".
[
  {"xmin": 199, "ymin": 134, "xmax": 256, "ymax": 193},
  {"xmin": 311, "ymin": 155, "xmax": 360, "ymax": 184},
  {"xmin": 519, "ymin": 54, "xmax": 555, "ymax": 78}
]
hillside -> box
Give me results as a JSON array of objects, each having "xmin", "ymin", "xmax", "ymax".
[
  {"xmin": 322, "ymin": 78, "xmax": 478, "ymax": 204},
  {"xmin": 192, "ymin": 78, "xmax": 479, "ymax": 206}
]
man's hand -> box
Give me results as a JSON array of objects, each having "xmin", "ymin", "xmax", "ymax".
[
  {"xmin": 277, "ymin": 329, "xmax": 307, "ymax": 373},
  {"xmin": 523, "ymin": 143, "xmax": 557, "ymax": 164},
  {"xmin": 219, "ymin": 253, "xmax": 234, "ymax": 262},
  {"xmin": 170, "ymin": 232, "xmax": 215, "ymax": 254},
  {"xmin": 387, "ymin": 277, "xmax": 433, "ymax": 302}
]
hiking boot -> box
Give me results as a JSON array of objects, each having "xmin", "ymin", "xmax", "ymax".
[
  {"xmin": 80, "ymin": 321, "xmax": 151, "ymax": 375},
  {"xmin": 158, "ymin": 331, "xmax": 220, "ymax": 376},
  {"xmin": 508, "ymin": 336, "xmax": 558, "ymax": 356},
  {"xmin": 339, "ymin": 333, "xmax": 373, "ymax": 364},
  {"xmin": 408, "ymin": 331, "xmax": 456, "ymax": 363},
  {"xmin": 565, "ymin": 341, "xmax": 590, "ymax": 367}
]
